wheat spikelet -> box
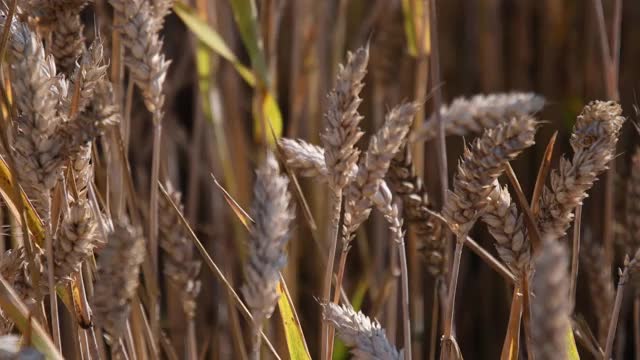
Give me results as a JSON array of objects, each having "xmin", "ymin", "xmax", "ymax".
[
  {"xmin": 241, "ymin": 152, "xmax": 294, "ymax": 356},
  {"xmin": 159, "ymin": 183, "xmax": 202, "ymax": 319},
  {"xmin": 538, "ymin": 101, "xmax": 625, "ymax": 239},
  {"xmin": 387, "ymin": 145, "xmax": 447, "ymax": 276},
  {"xmin": 279, "ymin": 138, "xmax": 328, "ymax": 178},
  {"xmin": 109, "ymin": 0, "xmax": 171, "ymax": 119},
  {"xmin": 531, "ymin": 238, "xmax": 571, "ymax": 360},
  {"xmin": 53, "ymin": 199, "xmax": 98, "ymax": 282},
  {"xmin": 66, "ymin": 39, "xmax": 109, "ymax": 117},
  {"xmin": 93, "ymin": 220, "xmax": 145, "ymax": 341},
  {"xmin": 342, "ymin": 102, "xmax": 419, "ymax": 242},
  {"xmin": 443, "ymin": 115, "xmax": 537, "ymax": 235},
  {"xmin": 415, "ymin": 92, "xmax": 545, "ymax": 141},
  {"xmin": 581, "ymin": 230, "xmax": 614, "ymax": 345},
  {"xmin": 626, "ymin": 147, "xmax": 640, "ymax": 252},
  {"xmin": 482, "ymin": 183, "xmax": 530, "ymax": 274},
  {"xmin": 321, "ymin": 46, "xmax": 368, "ymax": 192},
  {"xmin": 322, "ymin": 303, "xmax": 401, "ymax": 360}
]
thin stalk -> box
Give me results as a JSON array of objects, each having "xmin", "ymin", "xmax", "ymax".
[
  {"xmin": 331, "ymin": 247, "xmax": 349, "ymax": 305},
  {"xmin": 605, "ymin": 267, "xmax": 629, "ymax": 359},
  {"xmin": 187, "ymin": 319, "xmax": 197, "ymax": 360},
  {"xmin": 322, "ymin": 189, "xmax": 342, "ymax": 360},
  {"xmin": 634, "ymin": 297, "xmax": 640, "ymax": 359},
  {"xmin": 521, "ymin": 272, "xmax": 535, "ymax": 360},
  {"xmin": 570, "ymin": 205, "xmax": 582, "ymax": 307},
  {"xmin": 149, "ymin": 119, "xmax": 162, "ymax": 344},
  {"xmin": 46, "ymin": 223, "xmax": 61, "ymax": 350},
  {"xmin": 398, "ymin": 236, "xmax": 412, "ymax": 359},
  {"xmin": 251, "ymin": 325, "xmax": 262, "ymax": 360},
  {"xmin": 441, "ymin": 235, "xmax": 464, "ymax": 359},
  {"xmin": 429, "ymin": 280, "xmax": 439, "ymax": 360}
]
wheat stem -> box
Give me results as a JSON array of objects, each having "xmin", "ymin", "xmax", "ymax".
[
  {"xmin": 441, "ymin": 234, "xmax": 464, "ymax": 359},
  {"xmin": 605, "ymin": 266, "xmax": 628, "ymax": 359},
  {"xmin": 322, "ymin": 189, "xmax": 342, "ymax": 360},
  {"xmin": 569, "ymin": 204, "xmax": 582, "ymax": 307}
]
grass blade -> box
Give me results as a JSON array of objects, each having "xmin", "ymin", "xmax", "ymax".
[
  {"xmin": 174, "ymin": 1, "xmax": 256, "ymax": 86},
  {"xmin": 277, "ymin": 274, "xmax": 311, "ymax": 360}
]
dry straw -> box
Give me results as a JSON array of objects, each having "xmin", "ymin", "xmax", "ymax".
[
  {"xmin": 322, "ymin": 303, "xmax": 401, "ymax": 360},
  {"xmin": 241, "ymin": 152, "xmax": 294, "ymax": 359}
]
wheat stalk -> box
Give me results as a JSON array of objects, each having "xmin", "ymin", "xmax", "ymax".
[
  {"xmin": 322, "ymin": 303, "xmax": 402, "ymax": 360},
  {"xmin": 241, "ymin": 152, "xmax": 294, "ymax": 359}
]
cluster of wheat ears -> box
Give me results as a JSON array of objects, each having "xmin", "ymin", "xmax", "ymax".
[{"xmin": 0, "ymin": 0, "xmax": 633, "ymax": 360}]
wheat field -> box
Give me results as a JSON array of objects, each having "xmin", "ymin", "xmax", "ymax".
[{"xmin": 0, "ymin": 0, "xmax": 637, "ymax": 359}]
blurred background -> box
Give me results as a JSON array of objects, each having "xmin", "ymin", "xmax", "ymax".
[{"xmin": 124, "ymin": 0, "xmax": 640, "ymax": 358}]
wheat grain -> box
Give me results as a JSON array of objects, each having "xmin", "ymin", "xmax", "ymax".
[
  {"xmin": 538, "ymin": 101, "xmax": 625, "ymax": 239},
  {"xmin": 531, "ymin": 238, "xmax": 571, "ymax": 360},
  {"xmin": 322, "ymin": 302, "xmax": 401, "ymax": 360},
  {"xmin": 414, "ymin": 92, "xmax": 544, "ymax": 142}
]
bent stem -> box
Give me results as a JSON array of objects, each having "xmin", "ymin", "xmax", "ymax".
[
  {"xmin": 321, "ymin": 189, "xmax": 342, "ymax": 360},
  {"xmin": 441, "ymin": 233, "xmax": 465, "ymax": 359}
]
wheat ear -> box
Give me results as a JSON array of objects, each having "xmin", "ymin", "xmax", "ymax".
[
  {"xmin": 47, "ymin": 1, "xmax": 89, "ymax": 75},
  {"xmin": 320, "ymin": 45, "xmax": 368, "ymax": 360},
  {"xmin": 415, "ymin": 92, "xmax": 544, "ymax": 141},
  {"xmin": 92, "ymin": 220, "xmax": 145, "ymax": 343},
  {"xmin": 538, "ymin": 101, "xmax": 624, "ymax": 239},
  {"xmin": 159, "ymin": 182, "xmax": 202, "ymax": 319},
  {"xmin": 53, "ymin": 199, "xmax": 98, "ymax": 282},
  {"xmin": 322, "ymin": 303, "xmax": 402, "ymax": 360},
  {"xmin": 387, "ymin": 145, "xmax": 446, "ymax": 276},
  {"xmin": 342, "ymin": 102, "xmax": 419, "ymax": 242},
  {"xmin": 531, "ymin": 238, "xmax": 571, "ymax": 360},
  {"xmin": 241, "ymin": 152, "xmax": 294, "ymax": 359},
  {"xmin": 483, "ymin": 183, "xmax": 530, "ymax": 275}
]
